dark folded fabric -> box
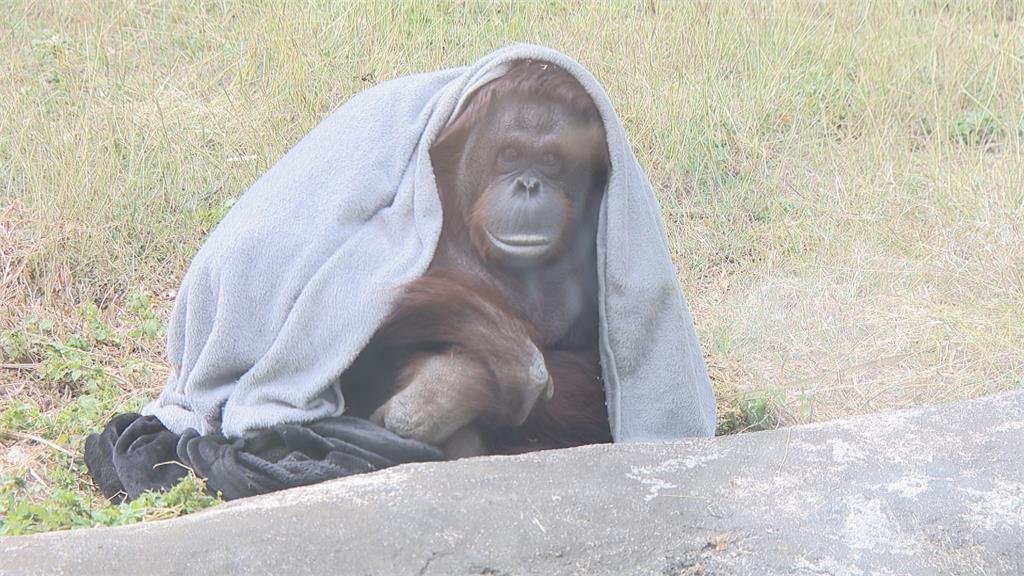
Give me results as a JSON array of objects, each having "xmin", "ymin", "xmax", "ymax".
[{"xmin": 85, "ymin": 413, "xmax": 444, "ymax": 502}]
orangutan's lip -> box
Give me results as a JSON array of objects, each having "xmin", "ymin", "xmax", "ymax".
[
  {"xmin": 485, "ymin": 231, "xmax": 554, "ymax": 265},
  {"xmin": 486, "ymin": 231, "xmax": 551, "ymax": 247}
]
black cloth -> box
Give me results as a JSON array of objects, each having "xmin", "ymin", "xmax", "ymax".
[{"xmin": 84, "ymin": 413, "xmax": 444, "ymax": 502}]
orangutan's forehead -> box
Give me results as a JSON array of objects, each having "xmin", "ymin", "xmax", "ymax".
[{"xmin": 489, "ymin": 96, "xmax": 570, "ymax": 135}]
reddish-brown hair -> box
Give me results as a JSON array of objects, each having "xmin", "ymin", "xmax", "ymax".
[{"xmin": 432, "ymin": 59, "xmax": 605, "ymax": 160}]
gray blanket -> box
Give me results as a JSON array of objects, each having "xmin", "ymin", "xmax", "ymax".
[{"xmin": 142, "ymin": 44, "xmax": 717, "ymax": 443}]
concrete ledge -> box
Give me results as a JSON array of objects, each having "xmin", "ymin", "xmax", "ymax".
[{"xmin": 2, "ymin": 391, "xmax": 1022, "ymax": 575}]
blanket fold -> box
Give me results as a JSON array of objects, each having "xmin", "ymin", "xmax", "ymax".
[{"xmin": 85, "ymin": 414, "xmax": 443, "ymax": 501}]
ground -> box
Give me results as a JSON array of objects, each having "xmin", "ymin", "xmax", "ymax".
[{"xmin": 1, "ymin": 1, "xmax": 1022, "ymax": 534}]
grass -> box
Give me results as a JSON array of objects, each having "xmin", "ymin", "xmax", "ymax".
[{"xmin": 2, "ymin": 0, "xmax": 1022, "ymax": 533}]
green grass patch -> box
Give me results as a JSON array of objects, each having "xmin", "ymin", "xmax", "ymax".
[
  {"xmin": 1, "ymin": 473, "xmax": 221, "ymax": 536},
  {"xmin": 717, "ymin": 388, "xmax": 790, "ymax": 435},
  {"xmin": 0, "ymin": 293, "xmax": 179, "ymax": 535}
]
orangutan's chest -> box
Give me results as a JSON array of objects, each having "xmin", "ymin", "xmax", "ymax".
[{"xmin": 430, "ymin": 238, "xmax": 585, "ymax": 345}]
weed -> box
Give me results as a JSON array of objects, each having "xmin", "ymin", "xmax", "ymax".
[
  {"xmin": 1, "ymin": 473, "xmax": 221, "ymax": 536},
  {"xmin": 0, "ymin": 317, "xmax": 52, "ymax": 363},
  {"xmin": 78, "ymin": 303, "xmax": 118, "ymax": 346},
  {"xmin": 196, "ymin": 197, "xmax": 236, "ymax": 232},
  {"xmin": 127, "ymin": 291, "xmax": 167, "ymax": 341},
  {"xmin": 717, "ymin": 389, "xmax": 789, "ymax": 434},
  {"xmin": 795, "ymin": 391, "xmax": 817, "ymax": 422},
  {"xmin": 1, "ymin": 401, "xmax": 44, "ymax": 434},
  {"xmin": 41, "ymin": 338, "xmax": 106, "ymax": 389},
  {"xmin": 0, "ymin": 308, "xmax": 157, "ymax": 534},
  {"xmin": 951, "ymin": 108, "xmax": 1005, "ymax": 148}
]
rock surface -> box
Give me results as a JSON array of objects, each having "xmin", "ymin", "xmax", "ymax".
[{"xmin": 2, "ymin": 391, "xmax": 1022, "ymax": 575}]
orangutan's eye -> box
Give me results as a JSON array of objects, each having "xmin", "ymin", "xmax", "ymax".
[
  {"xmin": 497, "ymin": 146, "xmax": 522, "ymax": 166},
  {"xmin": 541, "ymin": 151, "xmax": 563, "ymax": 175}
]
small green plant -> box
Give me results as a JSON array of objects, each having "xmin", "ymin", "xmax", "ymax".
[
  {"xmin": 41, "ymin": 337, "xmax": 106, "ymax": 389},
  {"xmin": 0, "ymin": 304, "xmax": 170, "ymax": 535},
  {"xmin": 710, "ymin": 325, "xmax": 739, "ymax": 357},
  {"xmin": 122, "ymin": 357, "xmax": 152, "ymax": 380},
  {"xmin": 1, "ymin": 378, "xmax": 137, "ymax": 441},
  {"xmin": 1, "ymin": 330, "xmax": 34, "ymax": 362},
  {"xmin": 0, "ymin": 317, "xmax": 53, "ymax": 362},
  {"xmin": 717, "ymin": 388, "xmax": 788, "ymax": 434},
  {"xmin": 795, "ymin": 390, "xmax": 817, "ymax": 422},
  {"xmin": 53, "ymin": 379, "xmax": 142, "ymax": 441},
  {"xmin": 127, "ymin": 290, "xmax": 166, "ymax": 340},
  {"xmin": 951, "ymin": 108, "xmax": 1004, "ymax": 148},
  {"xmin": 0, "ymin": 400, "xmax": 44, "ymax": 434},
  {"xmin": 196, "ymin": 197, "xmax": 235, "ymax": 231},
  {"xmin": 77, "ymin": 303, "xmax": 118, "ymax": 346},
  {"xmin": 1, "ymin": 317, "xmax": 111, "ymax": 391},
  {"xmin": 0, "ymin": 473, "xmax": 222, "ymax": 536}
]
